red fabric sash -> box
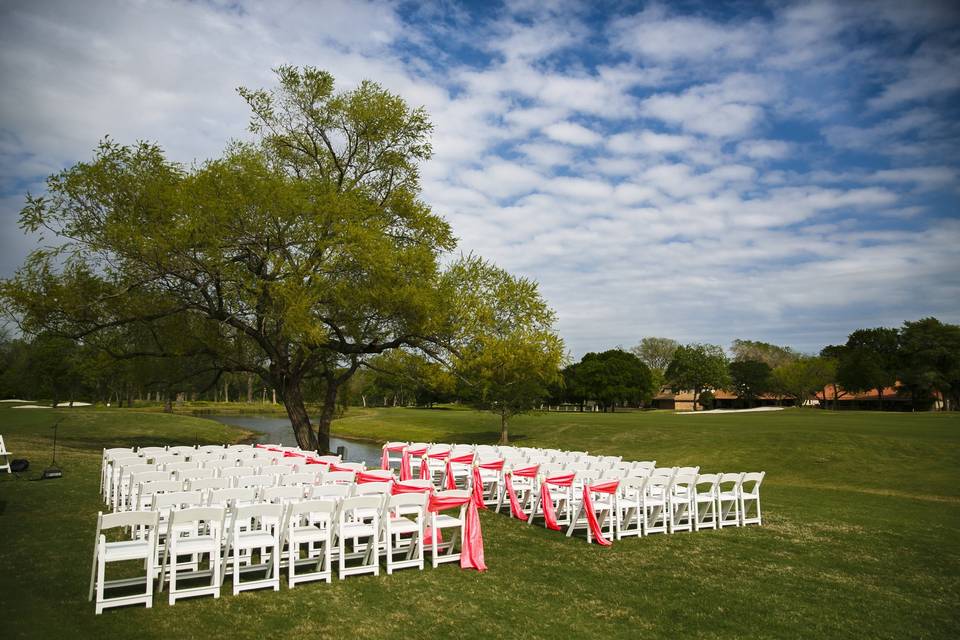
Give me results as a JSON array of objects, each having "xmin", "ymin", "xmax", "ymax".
[
  {"xmin": 305, "ymin": 458, "xmax": 329, "ymax": 466},
  {"xmin": 427, "ymin": 493, "xmax": 486, "ymax": 572},
  {"xmin": 582, "ymin": 480, "xmax": 619, "ymax": 546},
  {"xmin": 391, "ymin": 481, "xmax": 432, "ymax": 495},
  {"xmin": 328, "ymin": 463, "xmax": 358, "ymax": 473},
  {"xmin": 503, "ymin": 464, "xmax": 538, "ymax": 520},
  {"xmin": 540, "ymin": 473, "xmax": 575, "ymax": 531},
  {"xmin": 380, "ymin": 443, "xmax": 407, "ymax": 470},
  {"xmin": 283, "ymin": 451, "xmax": 304, "ymax": 458},
  {"xmin": 356, "ymin": 470, "xmax": 393, "ymax": 484},
  {"xmin": 471, "ymin": 460, "xmax": 505, "ymax": 509},
  {"xmin": 445, "ymin": 453, "xmax": 475, "ymax": 490},
  {"xmin": 400, "ymin": 446, "xmax": 428, "ymax": 481}
]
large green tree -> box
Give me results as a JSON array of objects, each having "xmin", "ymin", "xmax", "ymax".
[
  {"xmin": 665, "ymin": 343, "xmax": 730, "ymax": 411},
  {"xmin": 1, "ymin": 67, "xmax": 538, "ymax": 452},
  {"xmin": 771, "ymin": 357, "xmax": 835, "ymax": 408},
  {"xmin": 837, "ymin": 327, "xmax": 899, "ymax": 410},
  {"xmin": 729, "ymin": 360, "xmax": 772, "ymax": 407},
  {"xmin": 898, "ymin": 318, "xmax": 960, "ymax": 411},
  {"xmin": 566, "ymin": 349, "xmax": 654, "ymax": 412}
]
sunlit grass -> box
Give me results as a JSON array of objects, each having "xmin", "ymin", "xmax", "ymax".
[{"xmin": 1, "ymin": 405, "xmax": 957, "ymax": 639}]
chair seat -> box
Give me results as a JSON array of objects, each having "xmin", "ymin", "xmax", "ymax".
[
  {"xmin": 340, "ymin": 522, "xmax": 377, "ymax": 537},
  {"xmin": 171, "ymin": 536, "xmax": 218, "ymax": 554},
  {"xmin": 235, "ymin": 532, "xmax": 277, "ymax": 549},
  {"xmin": 433, "ymin": 514, "xmax": 463, "ymax": 528},
  {"xmin": 388, "ymin": 517, "xmax": 420, "ymax": 535},
  {"xmin": 103, "ymin": 540, "xmax": 152, "ymax": 562},
  {"xmin": 290, "ymin": 526, "xmax": 330, "ymax": 543},
  {"xmin": 742, "ymin": 491, "xmax": 759, "ymax": 499}
]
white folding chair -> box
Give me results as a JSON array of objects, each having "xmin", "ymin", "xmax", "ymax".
[
  {"xmin": 236, "ymin": 474, "xmax": 275, "ymax": 490},
  {"xmin": 284, "ymin": 499, "xmax": 337, "ymax": 587},
  {"xmin": 383, "ymin": 492, "xmax": 426, "ymax": 574},
  {"xmin": 115, "ymin": 463, "xmax": 156, "ymax": 511},
  {"xmin": 616, "ymin": 475, "xmax": 647, "ymax": 539},
  {"xmin": 669, "ymin": 473, "xmax": 697, "ymax": 533},
  {"xmin": 187, "ymin": 477, "xmax": 230, "ymax": 492},
  {"xmin": 88, "ymin": 510, "xmax": 160, "ymax": 614},
  {"xmin": 336, "ymin": 495, "xmax": 382, "ymax": 579},
  {"xmin": 644, "ymin": 474, "xmax": 673, "ymax": 535},
  {"xmin": 718, "ymin": 473, "xmax": 745, "ymax": 528},
  {"xmin": 160, "ymin": 507, "xmax": 226, "ymax": 605},
  {"xmin": 135, "ymin": 479, "xmax": 184, "ymax": 511},
  {"xmin": 224, "ymin": 503, "xmax": 284, "ymax": 595},
  {"xmin": 427, "ymin": 489, "xmax": 473, "ymax": 568},
  {"xmin": 178, "ymin": 467, "xmax": 217, "ymax": 483},
  {"xmin": 739, "ymin": 472, "xmax": 765, "ymax": 526},
  {"xmin": 280, "ymin": 472, "xmax": 317, "ymax": 487},
  {"xmin": 206, "ymin": 487, "xmax": 259, "ymax": 509},
  {"xmin": 693, "ymin": 474, "xmax": 720, "ymax": 531},
  {"xmin": 263, "ymin": 485, "xmax": 310, "ymax": 505},
  {"xmin": 221, "ymin": 466, "xmax": 259, "ymax": 484}
]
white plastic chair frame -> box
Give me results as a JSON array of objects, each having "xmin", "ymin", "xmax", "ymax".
[
  {"xmin": 382, "ymin": 493, "xmax": 426, "ymax": 574},
  {"xmin": 336, "ymin": 495, "xmax": 382, "ymax": 579},
  {"xmin": 284, "ymin": 499, "xmax": 337, "ymax": 587},
  {"xmin": 223, "ymin": 503, "xmax": 284, "ymax": 595},
  {"xmin": 739, "ymin": 472, "xmax": 765, "ymax": 526},
  {"xmin": 88, "ymin": 510, "xmax": 160, "ymax": 614},
  {"xmin": 427, "ymin": 490, "xmax": 471, "ymax": 569},
  {"xmin": 159, "ymin": 507, "xmax": 226, "ymax": 605}
]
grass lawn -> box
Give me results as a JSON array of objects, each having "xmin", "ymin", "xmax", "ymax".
[{"xmin": 1, "ymin": 405, "xmax": 958, "ymax": 639}]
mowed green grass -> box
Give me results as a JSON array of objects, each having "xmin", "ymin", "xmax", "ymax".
[{"xmin": 1, "ymin": 405, "xmax": 958, "ymax": 639}]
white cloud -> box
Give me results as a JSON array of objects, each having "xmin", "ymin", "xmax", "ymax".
[
  {"xmin": 611, "ymin": 7, "xmax": 764, "ymax": 62},
  {"xmin": 542, "ymin": 122, "xmax": 602, "ymax": 146},
  {"xmin": 738, "ymin": 139, "xmax": 791, "ymax": 160}
]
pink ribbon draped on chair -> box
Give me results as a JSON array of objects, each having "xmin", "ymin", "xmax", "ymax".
[
  {"xmin": 356, "ymin": 470, "xmax": 393, "ymax": 484},
  {"xmin": 400, "ymin": 445, "xmax": 428, "ymax": 481},
  {"xmin": 380, "ymin": 443, "xmax": 407, "ymax": 471},
  {"xmin": 283, "ymin": 451, "xmax": 304, "ymax": 458},
  {"xmin": 445, "ymin": 453, "xmax": 475, "ymax": 490},
  {"xmin": 540, "ymin": 473, "xmax": 576, "ymax": 531},
  {"xmin": 582, "ymin": 479, "xmax": 619, "ymax": 546},
  {"xmin": 328, "ymin": 463, "xmax": 357, "ymax": 475},
  {"xmin": 428, "ymin": 493, "xmax": 486, "ymax": 572},
  {"xmin": 420, "ymin": 450, "xmax": 450, "ymax": 481},
  {"xmin": 304, "ymin": 458, "xmax": 329, "ymax": 465},
  {"xmin": 471, "ymin": 459, "xmax": 505, "ymax": 509},
  {"xmin": 503, "ymin": 464, "xmax": 539, "ymax": 521},
  {"xmin": 390, "ymin": 481, "xmax": 443, "ymax": 546}
]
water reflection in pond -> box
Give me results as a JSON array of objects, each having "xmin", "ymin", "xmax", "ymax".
[{"xmin": 203, "ymin": 414, "xmax": 382, "ymax": 467}]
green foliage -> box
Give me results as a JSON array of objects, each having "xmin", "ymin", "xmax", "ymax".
[
  {"xmin": 730, "ymin": 339, "xmax": 799, "ymax": 368},
  {"xmin": 563, "ymin": 349, "xmax": 654, "ymax": 411},
  {"xmin": 629, "ymin": 337, "xmax": 679, "ymax": 374},
  {"xmin": 771, "ymin": 357, "xmax": 835, "ymax": 406},
  {"xmin": 444, "ymin": 257, "xmax": 565, "ymax": 443},
  {"xmin": 665, "ymin": 343, "xmax": 730, "ymax": 410},
  {"xmin": 729, "ymin": 360, "xmax": 773, "ymax": 406},
  {"xmin": 898, "ymin": 317, "xmax": 960, "ymax": 410}
]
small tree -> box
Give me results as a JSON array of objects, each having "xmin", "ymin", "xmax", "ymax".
[
  {"xmin": 772, "ymin": 357, "xmax": 835, "ymax": 408},
  {"xmin": 449, "ymin": 258, "xmax": 564, "ymax": 444},
  {"xmin": 730, "ymin": 339, "xmax": 799, "ymax": 368},
  {"xmin": 665, "ymin": 343, "xmax": 730, "ymax": 411},
  {"xmin": 630, "ymin": 337, "xmax": 679, "ymax": 377}
]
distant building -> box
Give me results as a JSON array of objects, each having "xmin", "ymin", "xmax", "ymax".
[{"xmin": 653, "ymin": 383, "xmax": 939, "ymax": 411}]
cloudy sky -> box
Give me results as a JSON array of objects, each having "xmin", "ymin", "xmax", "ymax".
[{"xmin": 1, "ymin": 0, "xmax": 958, "ymax": 357}]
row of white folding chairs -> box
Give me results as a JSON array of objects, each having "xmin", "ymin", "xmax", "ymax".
[
  {"xmin": 89, "ymin": 486, "xmax": 472, "ymax": 613},
  {"xmin": 555, "ymin": 471, "xmax": 765, "ymax": 542},
  {"xmin": 100, "ymin": 444, "xmax": 337, "ymax": 504}
]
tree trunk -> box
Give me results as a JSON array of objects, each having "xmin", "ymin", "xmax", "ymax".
[
  {"xmin": 878, "ymin": 388, "xmax": 884, "ymax": 411},
  {"xmin": 281, "ymin": 379, "xmax": 319, "ymax": 452},
  {"xmin": 314, "ymin": 378, "xmax": 340, "ymax": 454},
  {"xmin": 247, "ymin": 374, "xmax": 254, "ymax": 403},
  {"xmin": 163, "ymin": 393, "xmax": 173, "ymax": 413},
  {"xmin": 223, "ymin": 379, "xmax": 229, "ymax": 403},
  {"xmin": 499, "ymin": 412, "xmax": 509, "ymax": 445},
  {"xmin": 361, "ymin": 394, "xmax": 367, "ymax": 408},
  {"xmin": 692, "ymin": 388, "xmax": 699, "ymax": 411}
]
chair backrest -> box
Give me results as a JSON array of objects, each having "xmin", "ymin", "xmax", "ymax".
[
  {"xmin": 207, "ymin": 487, "xmax": 258, "ymax": 508},
  {"xmin": 618, "ymin": 475, "xmax": 648, "ymax": 496},
  {"xmin": 354, "ymin": 482, "xmax": 391, "ymax": 496},
  {"xmin": 167, "ymin": 446, "xmax": 196, "ymax": 457},
  {"xmin": 333, "ymin": 461, "xmax": 365, "ymax": 472},
  {"xmin": 312, "ymin": 484, "xmax": 350, "ymax": 499},
  {"xmin": 151, "ymin": 454, "xmax": 181, "ymax": 466},
  {"xmin": 187, "ymin": 477, "xmax": 230, "ymax": 492},
  {"xmin": 121, "ymin": 463, "xmax": 156, "ymax": 479},
  {"xmin": 235, "ymin": 474, "xmax": 275, "ymax": 489},
  {"xmin": 260, "ymin": 466, "xmax": 293, "ymax": 477},
  {"xmin": 196, "ymin": 445, "xmax": 225, "ymax": 454},
  {"xmin": 281, "ymin": 472, "xmax": 316, "ymax": 486},
  {"xmin": 741, "ymin": 471, "xmax": 765, "ymax": 492},
  {"xmin": 233, "ymin": 503, "xmax": 284, "ymax": 529},
  {"xmin": 322, "ymin": 471, "xmax": 355, "ymax": 485},
  {"xmin": 718, "ymin": 472, "xmax": 745, "ymax": 492},
  {"xmin": 695, "ymin": 473, "xmax": 720, "ymax": 494},
  {"xmin": 677, "ymin": 466, "xmax": 700, "ymax": 475},
  {"xmin": 130, "ymin": 470, "xmax": 171, "ymax": 488},
  {"xmin": 178, "ymin": 467, "xmax": 217, "ymax": 482},
  {"xmin": 263, "ymin": 485, "xmax": 308, "ymax": 503},
  {"xmin": 431, "ymin": 489, "xmax": 470, "ymax": 519},
  {"xmin": 313, "ymin": 455, "xmax": 341, "ymax": 464},
  {"xmin": 100, "ymin": 509, "xmax": 160, "ymax": 531},
  {"xmin": 137, "ymin": 479, "xmax": 183, "ymax": 500},
  {"xmin": 164, "ymin": 461, "xmax": 200, "ymax": 473},
  {"xmin": 137, "ymin": 446, "xmax": 168, "ymax": 457},
  {"xmin": 359, "ymin": 469, "xmax": 394, "ymax": 482},
  {"xmin": 152, "ymin": 490, "xmax": 204, "ymax": 512},
  {"xmin": 170, "ymin": 507, "xmax": 226, "ymax": 532},
  {"xmin": 647, "ymin": 473, "xmax": 674, "ymax": 494},
  {"xmin": 387, "ymin": 492, "xmax": 427, "ymax": 520},
  {"xmin": 286, "ymin": 499, "xmax": 337, "ymax": 530},
  {"xmin": 204, "ymin": 459, "xmax": 238, "ymax": 471},
  {"xmin": 340, "ymin": 495, "xmax": 383, "ymax": 520},
  {"xmin": 673, "ymin": 473, "xmax": 697, "ymax": 493},
  {"xmin": 221, "ymin": 466, "xmax": 259, "ymax": 479},
  {"xmin": 393, "ymin": 479, "xmax": 433, "ymax": 491}
]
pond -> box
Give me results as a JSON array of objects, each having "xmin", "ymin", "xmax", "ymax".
[{"xmin": 203, "ymin": 414, "xmax": 383, "ymax": 467}]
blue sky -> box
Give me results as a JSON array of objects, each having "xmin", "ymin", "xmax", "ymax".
[{"xmin": 1, "ymin": 0, "xmax": 958, "ymax": 357}]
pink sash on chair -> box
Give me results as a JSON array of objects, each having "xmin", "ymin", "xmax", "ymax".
[
  {"xmin": 582, "ymin": 480, "xmax": 619, "ymax": 546},
  {"xmin": 356, "ymin": 470, "xmax": 393, "ymax": 484},
  {"xmin": 540, "ymin": 473, "xmax": 576, "ymax": 531},
  {"xmin": 420, "ymin": 450, "xmax": 449, "ymax": 481},
  {"xmin": 391, "ymin": 482, "xmax": 443, "ymax": 546},
  {"xmin": 380, "ymin": 443, "xmax": 407, "ymax": 471},
  {"xmin": 304, "ymin": 458, "xmax": 329, "ymax": 466},
  {"xmin": 400, "ymin": 445, "xmax": 428, "ymax": 481},
  {"xmin": 445, "ymin": 453, "xmax": 475, "ymax": 490},
  {"xmin": 471, "ymin": 459, "xmax": 505, "ymax": 509},
  {"xmin": 504, "ymin": 464, "xmax": 539, "ymax": 521},
  {"xmin": 427, "ymin": 493, "xmax": 486, "ymax": 572}
]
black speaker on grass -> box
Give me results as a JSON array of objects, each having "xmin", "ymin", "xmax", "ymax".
[{"xmin": 40, "ymin": 420, "xmax": 63, "ymax": 480}]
